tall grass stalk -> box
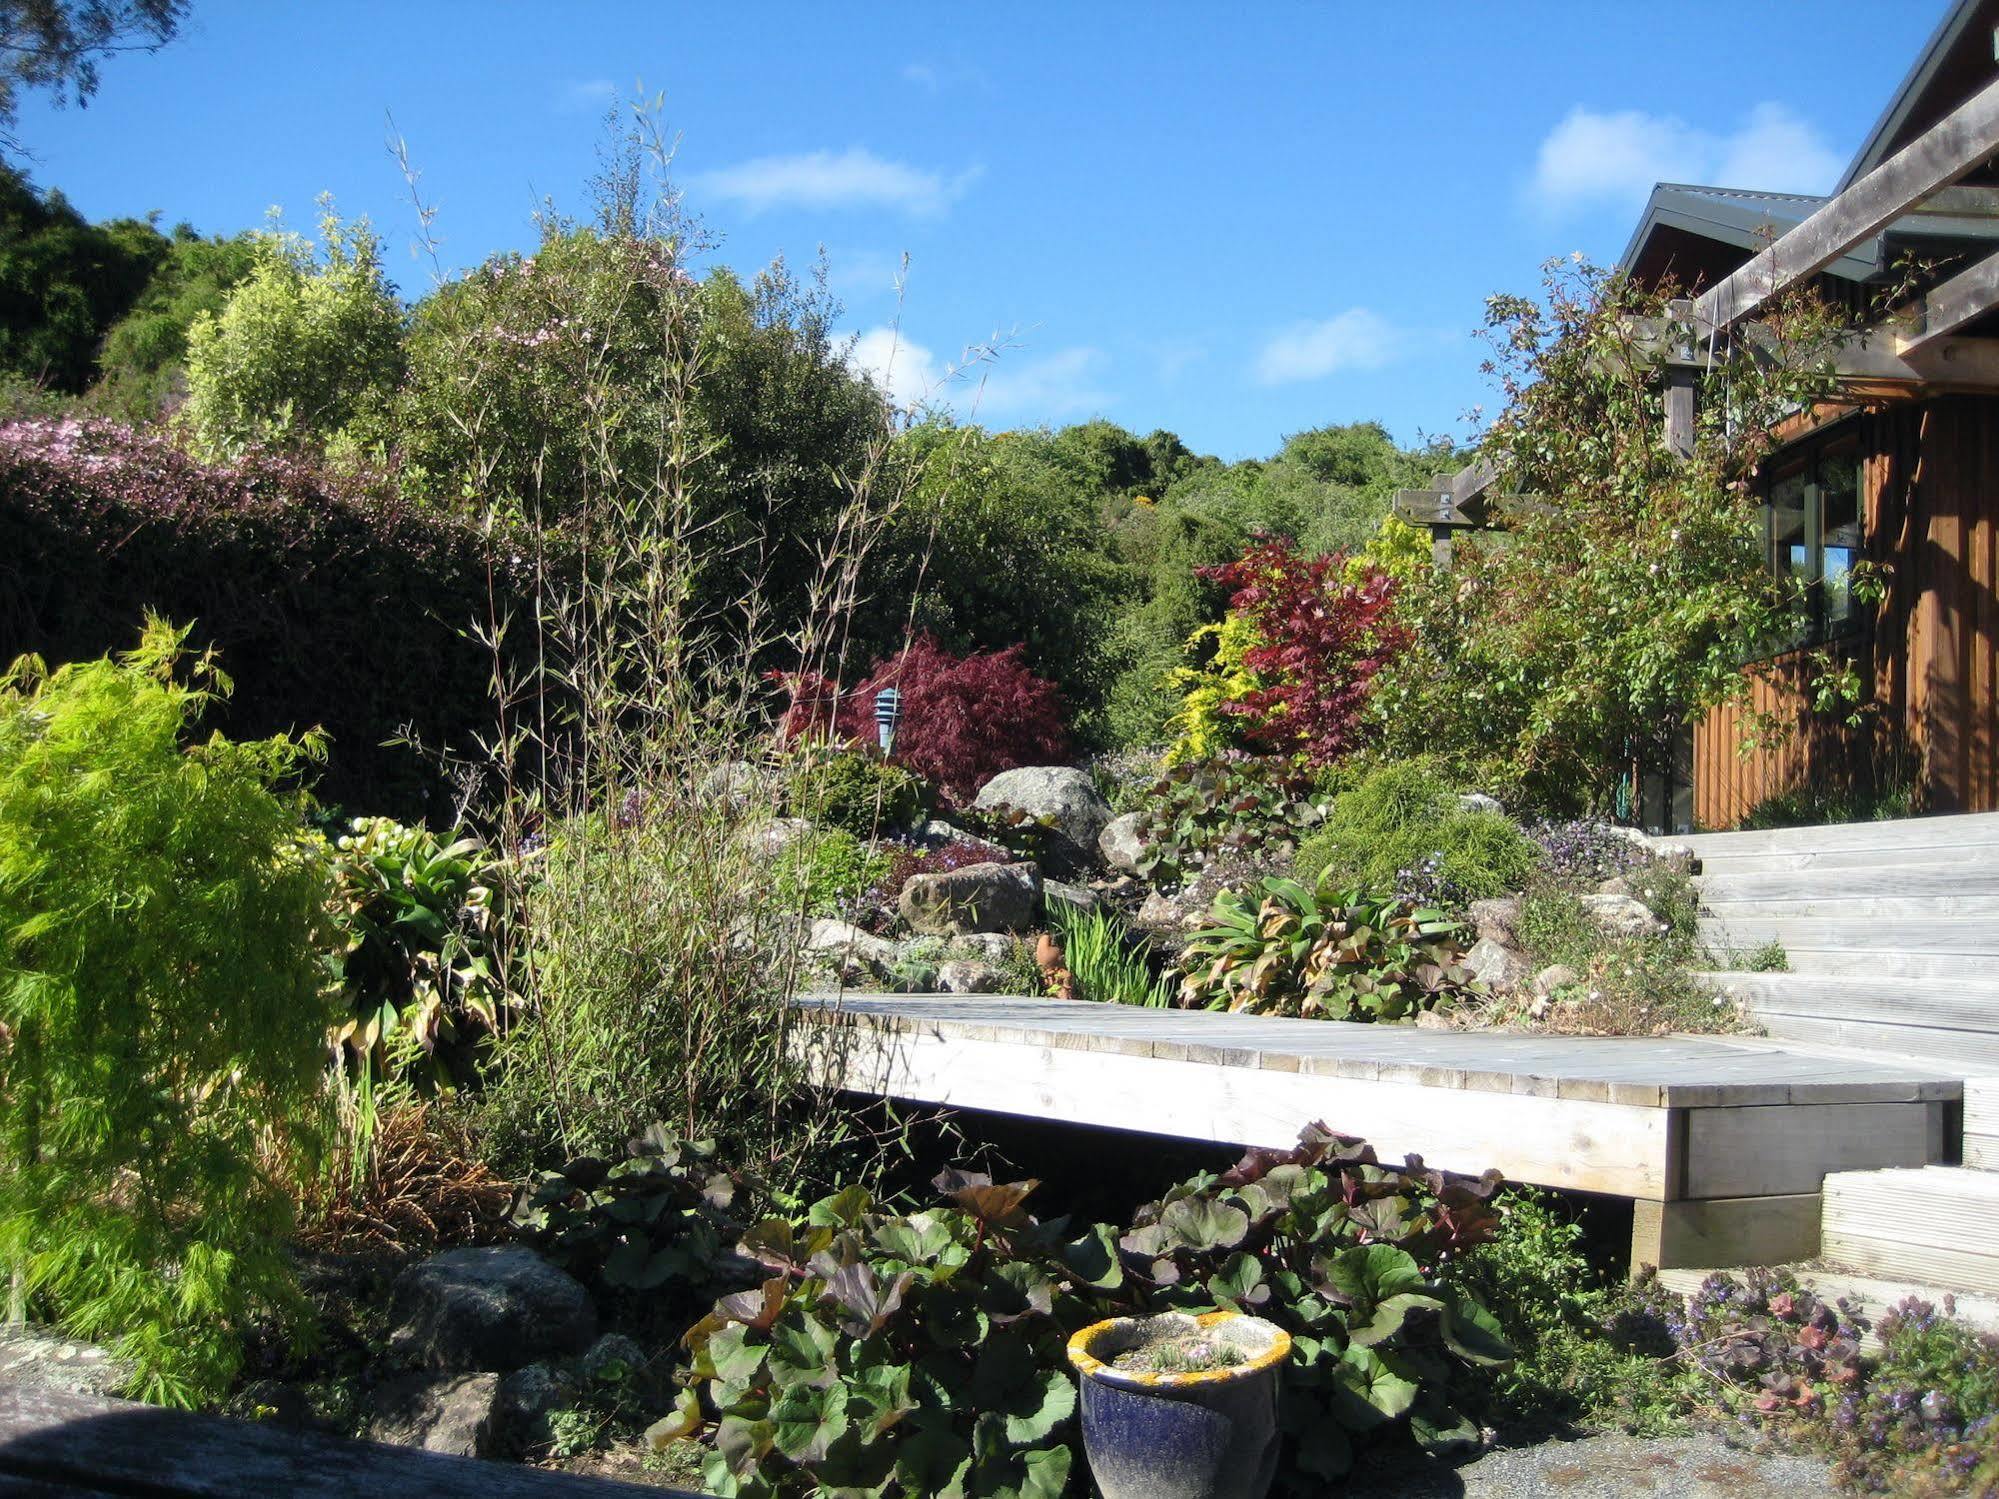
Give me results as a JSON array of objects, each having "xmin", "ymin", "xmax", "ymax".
[{"xmin": 1049, "ymin": 902, "xmax": 1176, "ymax": 1007}]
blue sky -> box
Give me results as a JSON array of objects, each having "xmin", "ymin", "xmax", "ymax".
[{"xmin": 12, "ymin": 1, "xmax": 1945, "ymax": 460}]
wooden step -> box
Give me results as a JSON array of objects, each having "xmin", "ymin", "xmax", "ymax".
[
  {"xmin": 1706, "ymin": 972, "xmax": 1999, "ymax": 1033},
  {"xmin": 1680, "ymin": 811, "xmax": 1999, "ymax": 858},
  {"xmin": 1696, "ymin": 842, "xmax": 1999, "ymax": 876},
  {"xmin": 1700, "ymin": 894, "xmax": 1999, "ymax": 919},
  {"xmin": 1699, "ymin": 916, "xmax": 1999, "ymax": 954},
  {"xmin": 1700, "ymin": 864, "xmax": 1999, "ymax": 903},
  {"xmin": 1968, "ymin": 1080, "xmax": 1999, "ymax": 1171},
  {"xmin": 1654, "ymin": 1265, "xmax": 1999, "ymax": 1353},
  {"xmin": 1748, "ymin": 1013, "xmax": 1999, "ymax": 1070},
  {"xmin": 1821, "ymin": 1167, "xmax": 1999, "ymax": 1295}
]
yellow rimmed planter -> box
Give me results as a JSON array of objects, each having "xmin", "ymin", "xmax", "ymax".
[{"xmin": 1066, "ymin": 1310, "xmax": 1289, "ymax": 1499}]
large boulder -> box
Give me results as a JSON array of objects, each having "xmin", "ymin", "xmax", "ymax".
[
  {"xmin": 899, "ymin": 861, "xmax": 1041, "ymax": 935},
  {"xmin": 1582, "ymin": 892, "xmax": 1667, "ymax": 939},
  {"xmin": 364, "ymin": 1372, "xmax": 500, "ymax": 1458},
  {"xmin": 937, "ymin": 959, "xmax": 1005, "ymax": 994},
  {"xmin": 1098, "ymin": 812, "xmax": 1147, "ymax": 874},
  {"xmin": 972, "ymin": 767, "xmax": 1112, "ymax": 875},
  {"xmin": 918, "ymin": 820, "xmax": 1012, "ymax": 860},
  {"xmin": 1465, "ymin": 937, "xmax": 1531, "ymax": 994},
  {"xmin": 1468, "ymin": 896, "xmax": 1523, "ymax": 947},
  {"xmin": 1041, "ymin": 878, "xmax": 1100, "ymax": 919},
  {"xmin": 806, "ymin": 919, "xmax": 898, "ymax": 967},
  {"xmin": 388, "ymin": 1246, "xmax": 597, "ymax": 1373}
]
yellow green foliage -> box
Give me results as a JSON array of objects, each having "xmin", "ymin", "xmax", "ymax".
[{"xmin": 1163, "ymin": 610, "xmax": 1266, "ymax": 765}]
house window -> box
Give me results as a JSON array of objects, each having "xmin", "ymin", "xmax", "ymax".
[{"xmin": 1762, "ymin": 433, "xmax": 1862, "ymax": 650}]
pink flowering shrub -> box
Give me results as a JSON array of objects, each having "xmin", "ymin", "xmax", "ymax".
[{"xmin": 0, "ymin": 417, "xmax": 541, "ymax": 817}]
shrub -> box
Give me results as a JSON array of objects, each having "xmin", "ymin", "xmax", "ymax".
[
  {"xmin": 664, "ymin": 1127, "xmax": 1508, "ymax": 1495},
  {"xmin": 0, "ymin": 415, "xmax": 541, "ymax": 819},
  {"xmin": 1133, "ymin": 754, "xmax": 1329, "ymax": 889},
  {"xmin": 1170, "ymin": 538, "xmax": 1407, "ymax": 769},
  {"xmin": 774, "ymin": 637, "xmax": 1069, "ymax": 805},
  {"xmin": 325, "ymin": 815, "xmax": 508, "ymax": 1092},
  {"xmin": 776, "ymin": 828, "xmax": 895, "ymax": 921},
  {"xmin": 1510, "ymin": 886, "xmax": 1730, "ymax": 1036},
  {"xmin": 1178, "ymin": 877, "xmax": 1475, "ymax": 1022},
  {"xmin": 0, "ymin": 619, "xmax": 333, "ymax": 1405},
  {"xmin": 1525, "ymin": 818, "xmax": 1652, "ymax": 887},
  {"xmin": 181, "ymin": 207, "xmax": 404, "ymax": 458},
  {"xmin": 786, "ymin": 748, "xmax": 927, "ymax": 838},
  {"xmin": 1293, "ymin": 760, "xmax": 1539, "ymax": 907}
]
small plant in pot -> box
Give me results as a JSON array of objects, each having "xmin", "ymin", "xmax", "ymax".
[{"xmin": 1067, "ymin": 1309, "xmax": 1290, "ymax": 1499}]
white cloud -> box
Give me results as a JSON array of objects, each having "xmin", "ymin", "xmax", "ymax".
[
  {"xmin": 1530, "ymin": 102, "xmax": 1842, "ymax": 214},
  {"xmin": 846, "ymin": 329, "xmax": 1109, "ymax": 422},
  {"xmin": 1253, "ymin": 308, "xmax": 1400, "ymax": 386},
  {"xmin": 847, "ymin": 327, "xmax": 946, "ymax": 412},
  {"xmin": 901, "ymin": 62, "xmax": 941, "ymax": 93},
  {"xmin": 692, "ymin": 147, "xmax": 981, "ymax": 218},
  {"xmin": 556, "ymin": 79, "xmax": 617, "ymax": 113}
]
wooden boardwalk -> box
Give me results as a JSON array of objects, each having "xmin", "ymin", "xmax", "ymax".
[{"xmin": 797, "ymin": 994, "xmax": 1962, "ymax": 1271}]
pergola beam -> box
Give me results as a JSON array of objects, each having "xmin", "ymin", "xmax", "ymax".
[
  {"xmin": 1695, "ymin": 73, "xmax": 1999, "ymax": 331},
  {"xmin": 1625, "ymin": 312, "xmax": 1999, "ymax": 391},
  {"xmin": 1898, "ymin": 246, "xmax": 1999, "ymax": 352}
]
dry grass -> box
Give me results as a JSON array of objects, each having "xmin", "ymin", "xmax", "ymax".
[{"xmin": 297, "ymin": 1103, "xmax": 513, "ymax": 1258}]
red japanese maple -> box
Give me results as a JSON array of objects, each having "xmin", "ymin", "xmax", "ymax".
[{"xmin": 1198, "ymin": 539, "xmax": 1408, "ymax": 769}]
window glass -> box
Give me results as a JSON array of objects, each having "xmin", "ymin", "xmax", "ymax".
[
  {"xmin": 1819, "ymin": 450, "xmax": 1861, "ymax": 630},
  {"xmin": 1768, "ymin": 469, "xmax": 1809, "ymax": 596}
]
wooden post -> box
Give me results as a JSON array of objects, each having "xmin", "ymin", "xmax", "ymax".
[{"xmin": 1665, "ymin": 368, "xmax": 1697, "ymax": 459}]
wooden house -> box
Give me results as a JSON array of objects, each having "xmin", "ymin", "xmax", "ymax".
[{"xmin": 1418, "ymin": 0, "xmax": 1999, "ymax": 830}]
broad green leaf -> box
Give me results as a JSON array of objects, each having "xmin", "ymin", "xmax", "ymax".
[
  {"xmin": 1207, "ymin": 1250, "xmax": 1268, "ymax": 1308},
  {"xmin": 809, "ymin": 1185, "xmax": 874, "ymax": 1229},
  {"xmin": 1329, "ymin": 1343, "xmax": 1419, "ymax": 1430},
  {"xmin": 1347, "ymin": 1289, "xmax": 1442, "ymax": 1347},
  {"xmin": 894, "ymin": 1427, "xmax": 971, "ymax": 1498},
  {"xmin": 1001, "ymin": 1369, "xmax": 1076, "ymax": 1447},
  {"xmin": 1439, "ymin": 1288, "xmax": 1515, "ymax": 1367},
  {"xmin": 1158, "ymin": 1194, "xmax": 1250, "ymax": 1252},
  {"xmin": 770, "ymin": 1383, "xmax": 849, "ymax": 1464}
]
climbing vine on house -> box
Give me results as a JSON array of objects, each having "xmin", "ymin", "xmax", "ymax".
[{"xmin": 1371, "ymin": 257, "xmax": 1877, "ymax": 810}]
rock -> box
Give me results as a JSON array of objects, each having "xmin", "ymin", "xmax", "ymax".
[
  {"xmin": 388, "ymin": 1246, "xmax": 597, "ymax": 1373},
  {"xmin": 937, "ymin": 959, "xmax": 1004, "ymax": 994},
  {"xmin": 1468, "ymin": 896, "xmax": 1522, "ymax": 947},
  {"xmin": 899, "ymin": 861, "xmax": 1040, "ymax": 935},
  {"xmin": 945, "ymin": 932, "xmax": 1017, "ymax": 963},
  {"xmin": 491, "ymin": 1362, "xmax": 577, "ymax": 1457},
  {"xmin": 1581, "ymin": 892, "xmax": 1666, "ymax": 939},
  {"xmin": 1458, "ymin": 792, "xmax": 1505, "ymax": 816},
  {"xmin": 697, "ymin": 759, "xmax": 765, "ymax": 810},
  {"xmin": 577, "ymin": 1333, "xmax": 648, "ymax": 1381},
  {"xmin": 1597, "ymin": 875, "xmax": 1632, "ymax": 897},
  {"xmin": 1650, "ymin": 839, "xmax": 1698, "ymax": 875},
  {"xmin": 972, "ymin": 767, "xmax": 1112, "ymax": 874},
  {"xmin": 1041, "ymin": 878, "xmax": 1099, "ymax": 918},
  {"xmin": 1528, "ymin": 996, "xmax": 1552, "ymax": 1022},
  {"xmin": 364, "ymin": 1372, "xmax": 500, "ymax": 1458},
  {"xmin": 1099, "ymin": 811, "xmax": 1147, "ymax": 874},
  {"xmin": 919, "ymin": 819, "xmax": 1012, "ymax": 859},
  {"xmin": 1532, "ymin": 963, "xmax": 1581, "ymax": 998},
  {"xmin": 806, "ymin": 918, "xmax": 897, "ymax": 967},
  {"xmin": 1465, "ymin": 936, "xmax": 1531, "ymax": 993},
  {"xmin": 1130, "ymin": 854, "xmax": 1259, "ymax": 954},
  {"xmin": 1414, "ymin": 1008, "xmax": 1455, "ymax": 1030},
  {"xmin": 758, "ymin": 817, "xmax": 815, "ymax": 858},
  {"xmin": 0, "ymin": 1325, "xmax": 131, "ymax": 1398}
]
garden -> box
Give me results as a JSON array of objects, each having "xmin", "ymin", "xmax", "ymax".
[{"xmin": 1, "ymin": 109, "xmax": 1996, "ymax": 1499}]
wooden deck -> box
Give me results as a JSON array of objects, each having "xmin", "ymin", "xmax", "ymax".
[{"xmin": 797, "ymin": 994, "xmax": 1963, "ymax": 1270}]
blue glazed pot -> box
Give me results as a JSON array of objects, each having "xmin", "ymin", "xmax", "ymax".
[{"xmin": 1066, "ymin": 1311, "xmax": 1289, "ymax": 1499}]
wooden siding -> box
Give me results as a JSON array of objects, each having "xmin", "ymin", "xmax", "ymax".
[{"xmin": 1694, "ymin": 397, "xmax": 1999, "ymax": 827}]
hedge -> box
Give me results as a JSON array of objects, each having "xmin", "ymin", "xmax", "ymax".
[{"xmin": 0, "ymin": 418, "xmax": 538, "ymax": 820}]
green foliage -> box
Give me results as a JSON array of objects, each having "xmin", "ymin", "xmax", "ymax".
[
  {"xmin": 90, "ymin": 227, "xmax": 259, "ymax": 419},
  {"xmin": 1046, "ymin": 903, "xmax": 1174, "ymax": 1007},
  {"xmin": 1510, "ymin": 878, "xmax": 1730, "ymax": 1035},
  {"xmin": 0, "ymin": 618, "xmax": 333, "ymax": 1405},
  {"xmin": 667, "ymin": 1127, "xmax": 1509, "ymax": 1495},
  {"xmin": 0, "ymin": 163, "xmax": 169, "ymax": 393},
  {"xmin": 1739, "ymin": 776, "xmax": 1917, "ymax": 831},
  {"xmin": 777, "ymin": 828, "xmax": 894, "ymax": 920},
  {"xmin": 513, "ymin": 1128, "xmax": 754, "ymax": 1339},
  {"xmin": 1163, "ymin": 611, "xmax": 1262, "ymax": 765},
  {"xmin": 324, "ymin": 815, "xmax": 508, "ymax": 1088},
  {"xmin": 1132, "ymin": 755, "xmax": 1328, "ymax": 889},
  {"xmin": 0, "ymin": 1, "xmax": 185, "ymax": 144},
  {"xmin": 1179, "ymin": 876, "xmax": 1475, "ymax": 1022},
  {"xmin": 1443, "ymin": 1191, "xmax": 1684, "ymax": 1437},
  {"xmin": 787, "ymin": 748, "xmax": 927, "ymax": 838},
  {"xmin": 1733, "ymin": 939, "xmax": 1790, "ymax": 973},
  {"xmin": 181, "ymin": 205, "xmax": 404, "ymax": 457},
  {"xmin": 1293, "ymin": 760, "xmax": 1539, "ymax": 907},
  {"xmin": 1373, "ymin": 260, "xmax": 1864, "ymax": 811}
]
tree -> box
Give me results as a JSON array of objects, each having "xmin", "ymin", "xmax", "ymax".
[
  {"xmin": 0, "ymin": 617, "xmax": 330, "ymax": 1405},
  {"xmin": 0, "ymin": 1, "xmax": 187, "ymax": 151},
  {"xmin": 181, "ymin": 204, "xmax": 403, "ymax": 457},
  {"xmin": 91, "ymin": 224, "xmax": 257, "ymax": 418},
  {"xmin": 0, "ymin": 161, "xmax": 167, "ymax": 392}
]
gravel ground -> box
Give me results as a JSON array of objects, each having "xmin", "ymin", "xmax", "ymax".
[{"xmin": 1351, "ymin": 1431, "xmax": 1838, "ymax": 1497}]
